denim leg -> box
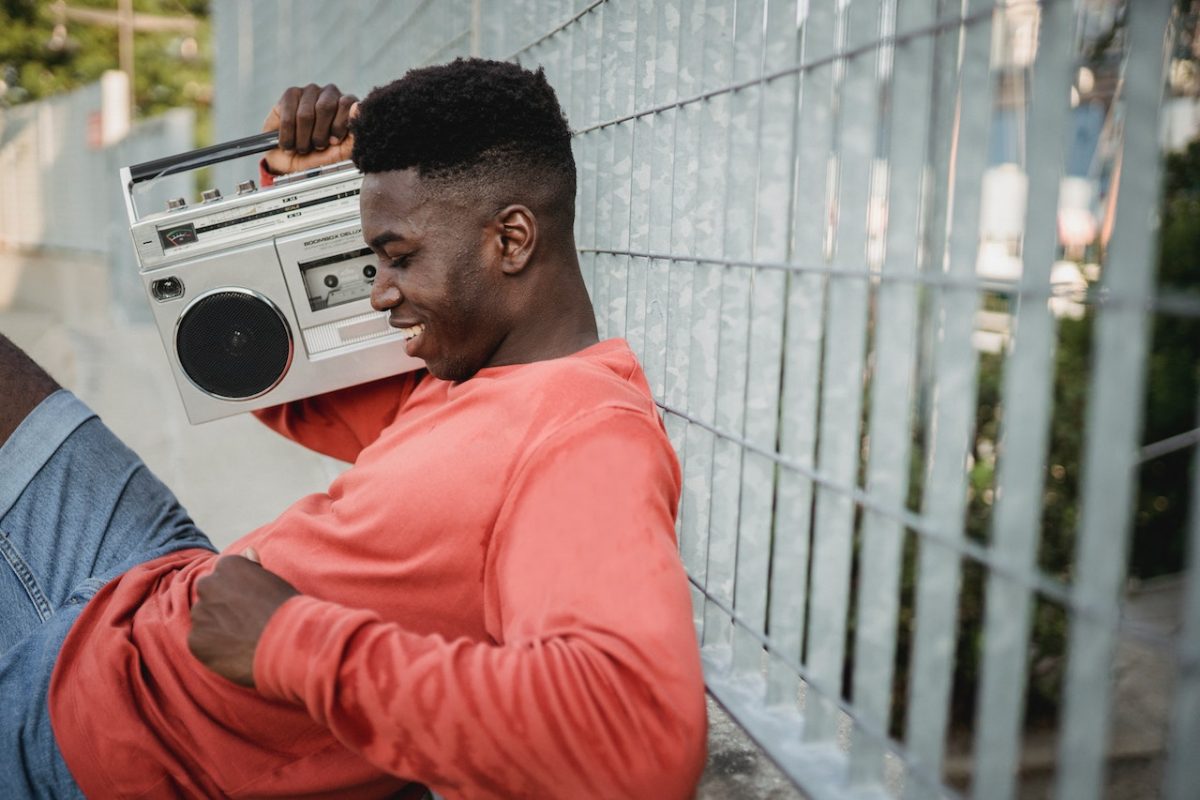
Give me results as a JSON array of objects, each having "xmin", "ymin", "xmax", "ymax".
[
  {"xmin": 0, "ymin": 389, "xmax": 217, "ymax": 798},
  {"xmin": 0, "ymin": 391, "xmax": 90, "ymax": 649},
  {"xmin": 0, "ymin": 390, "xmax": 215, "ymax": 651},
  {"xmin": 0, "ymin": 592, "xmax": 89, "ymax": 800}
]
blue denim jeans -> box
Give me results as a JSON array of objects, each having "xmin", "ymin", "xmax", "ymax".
[{"xmin": 0, "ymin": 390, "xmax": 216, "ymax": 799}]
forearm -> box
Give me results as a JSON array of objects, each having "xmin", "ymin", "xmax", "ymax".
[{"xmin": 255, "ymin": 596, "xmax": 707, "ymax": 800}]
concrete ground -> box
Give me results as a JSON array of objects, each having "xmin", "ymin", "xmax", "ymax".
[{"xmin": 0, "ymin": 247, "xmax": 803, "ymax": 799}]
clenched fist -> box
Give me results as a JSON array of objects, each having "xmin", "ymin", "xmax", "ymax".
[
  {"xmin": 188, "ymin": 549, "xmax": 300, "ymax": 688},
  {"xmin": 262, "ymin": 83, "xmax": 359, "ymax": 175}
]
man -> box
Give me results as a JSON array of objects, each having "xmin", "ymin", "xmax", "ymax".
[{"xmin": 0, "ymin": 59, "xmax": 706, "ymax": 799}]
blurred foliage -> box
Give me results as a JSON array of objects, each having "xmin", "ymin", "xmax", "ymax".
[
  {"xmin": 872, "ymin": 102, "xmax": 1200, "ymax": 755},
  {"xmin": 0, "ymin": 0, "xmax": 210, "ymax": 140},
  {"xmin": 1133, "ymin": 140, "xmax": 1200, "ymax": 577}
]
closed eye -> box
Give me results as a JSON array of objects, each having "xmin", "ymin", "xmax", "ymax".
[{"xmin": 382, "ymin": 254, "xmax": 410, "ymax": 270}]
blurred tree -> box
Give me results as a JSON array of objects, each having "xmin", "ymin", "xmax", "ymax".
[
  {"xmin": 882, "ymin": 2, "xmax": 1200, "ymax": 744},
  {"xmin": 0, "ymin": 0, "xmax": 210, "ymax": 138},
  {"xmin": 1131, "ymin": 139, "xmax": 1200, "ymax": 578}
]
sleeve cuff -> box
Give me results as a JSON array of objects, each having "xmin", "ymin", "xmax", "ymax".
[
  {"xmin": 254, "ymin": 594, "xmax": 381, "ymax": 709},
  {"xmin": 258, "ymin": 157, "xmax": 278, "ymax": 187}
]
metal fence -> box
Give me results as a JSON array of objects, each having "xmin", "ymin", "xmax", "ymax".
[
  {"xmin": 210, "ymin": 1, "xmax": 1196, "ymax": 798},
  {"xmin": 0, "ymin": 77, "xmax": 194, "ymax": 320}
]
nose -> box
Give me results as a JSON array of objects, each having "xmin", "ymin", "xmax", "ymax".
[{"xmin": 370, "ymin": 274, "xmax": 402, "ymax": 312}]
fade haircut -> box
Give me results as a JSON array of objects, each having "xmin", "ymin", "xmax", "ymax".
[{"xmin": 350, "ymin": 58, "xmax": 576, "ymax": 227}]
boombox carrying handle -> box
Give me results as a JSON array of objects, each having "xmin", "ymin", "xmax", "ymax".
[{"xmin": 128, "ymin": 131, "xmax": 281, "ymax": 184}]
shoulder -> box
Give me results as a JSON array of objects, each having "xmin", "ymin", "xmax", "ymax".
[
  {"xmin": 512, "ymin": 341, "xmax": 668, "ymax": 462},
  {"xmin": 501, "ymin": 338, "xmax": 656, "ymax": 419}
]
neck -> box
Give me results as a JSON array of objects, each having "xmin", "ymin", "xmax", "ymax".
[{"xmin": 493, "ymin": 250, "xmax": 600, "ymax": 367}]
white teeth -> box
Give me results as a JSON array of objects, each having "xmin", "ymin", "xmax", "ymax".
[{"xmin": 397, "ymin": 323, "xmax": 425, "ymax": 340}]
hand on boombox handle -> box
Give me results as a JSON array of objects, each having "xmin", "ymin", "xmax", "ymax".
[{"xmin": 129, "ymin": 131, "xmax": 282, "ymax": 185}]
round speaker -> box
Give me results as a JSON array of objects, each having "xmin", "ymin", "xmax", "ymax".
[{"xmin": 175, "ymin": 288, "xmax": 292, "ymax": 400}]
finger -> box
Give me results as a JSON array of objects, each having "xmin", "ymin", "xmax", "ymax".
[
  {"xmin": 294, "ymin": 83, "xmax": 322, "ymax": 155},
  {"xmin": 275, "ymin": 86, "xmax": 302, "ymax": 151},
  {"xmin": 242, "ymin": 547, "xmax": 261, "ymax": 564},
  {"xmin": 261, "ymin": 105, "xmax": 281, "ymax": 133},
  {"xmin": 333, "ymin": 137, "xmax": 355, "ymax": 163},
  {"xmin": 311, "ymin": 84, "xmax": 342, "ymax": 150},
  {"xmin": 330, "ymin": 94, "xmax": 358, "ymax": 143}
]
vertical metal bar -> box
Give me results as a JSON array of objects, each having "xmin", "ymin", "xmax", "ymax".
[
  {"xmin": 1166, "ymin": 402, "xmax": 1200, "ymax": 799},
  {"xmin": 804, "ymin": 0, "xmax": 884, "ymax": 743},
  {"xmin": 568, "ymin": 4, "xmax": 589, "ymax": 129},
  {"xmin": 572, "ymin": 4, "xmax": 597, "ymax": 297},
  {"xmin": 480, "ymin": 0, "xmax": 506, "ymax": 59},
  {"xmin": 730, "ymin": 0, "xmax": 796, "ymax": 678},
  {"xmin": 552, "ymin": 0, "xmax": 573, "ymax": 122},
  {"xmin": 911, "ymin": 0, "xmax": 961, "ymax": 428},
  {"xmin": 706, "ymin": 0, "xmax": 763, "ymax": 660},
  {"xmin": 251, "ymin": 1, "xmax": 279, "ymax": 118},
  {"xmin": 680, "ymin": 0, "xmax": 731, "ymax": 637},
  {"xmin": 682, "ymin": 268, "xmax": 720, "ymax": 635},
  {"xmin": 624, "ymin": 0, "xmax": 657, "ymax": 362},
  {"xmin": 211, "ymin": 0, "xmax": 241, "ymax": 190},
  {"xmin": 849, "ymin": 0, "xmax": 937, "ymax": 785},
  {"xmin": 516, "ymin": 0, "xmax": 536, "ymax": 62},
  {"xmin": 1055, "ymin": 2, "xmax": 1173, "ymax": 798},
  {"xmin": 470, "ymin": 0, "xmax": 482, "ymax": 57},
  {"xmin": 605, "ymin": 0, "xmax": 636, "ymax": 340},
  {"xmin": 972, "ymin": 2, "xmax": 1077, "ymax": 797},
  {"xmin": 643, "ymin": 0, "xmax": 681, "ymax": 400},
  {"xmin": 903, "ymin": 0, "xmax": 996, "ymax": 790},
  {"xmin": 531, "ymin": 0, "xmax": 549, "ymax": 67},
  {"xmin": 593, "ymin": 0, "xmax": 616, "ymax": 338},
  {"xmin": 666, "ymin": 0, "xmax": 704, "ymax": 564},
  {"xmin": 766, "ymin": 0, "xmax": 836, "ymax": 708},
  {"xmin": 676, "ymin": 0, "xmax": 710, "ymax": 623}
]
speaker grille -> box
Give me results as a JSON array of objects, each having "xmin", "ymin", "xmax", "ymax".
[{"xmin": 176, "ymin": 290, "xmax": 292, "ymax": 399}]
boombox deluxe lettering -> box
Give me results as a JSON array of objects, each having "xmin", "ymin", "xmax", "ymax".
[{"xmin": 121, "ymin": 132, "xmax": 422, "ymax": 423}]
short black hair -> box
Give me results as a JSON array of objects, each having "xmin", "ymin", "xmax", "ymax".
[{"xmin": 351, "ymin": 59, "xmax": 575, "ymax": 222}]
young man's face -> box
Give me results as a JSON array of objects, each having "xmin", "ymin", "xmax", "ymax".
[{"xmin": 361, "ymin": 169, "xmax": 506, "ymax": 382}]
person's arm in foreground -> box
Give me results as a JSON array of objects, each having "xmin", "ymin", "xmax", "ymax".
[{"xmin": 188, "ymin": 411, "xmax": 708, "ymax": 799}]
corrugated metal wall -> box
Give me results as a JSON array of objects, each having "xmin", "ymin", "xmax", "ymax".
[{"xmin": 211, "ymin": 2, "xmax": 1195, "ymax": 798}]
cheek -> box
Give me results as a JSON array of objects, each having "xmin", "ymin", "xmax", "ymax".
[{"xmin": 446, "ymin": 243, "xmax": 490, "ymax": 298}]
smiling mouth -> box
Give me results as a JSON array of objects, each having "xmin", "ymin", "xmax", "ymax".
[{"xmin": 391, "ymin": 322, "xmax": 425, "ymax": 341}]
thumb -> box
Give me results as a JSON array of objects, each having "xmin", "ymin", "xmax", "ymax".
[
  {"xmin": 261, "ymin": 105, "xmax": 281, "ymax": 133},
  {"xmin": 241, "ymin": 547, "xmax": 261, "ymax": 564}
]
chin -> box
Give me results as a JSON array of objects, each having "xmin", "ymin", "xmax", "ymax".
[{"xmin": 425, "ymin": 356, "xmax": 481, "ymax": 383}]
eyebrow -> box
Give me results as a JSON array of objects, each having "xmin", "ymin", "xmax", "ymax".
[{"xmin": 367, "ymin": 231, "xmax": 406, "ymax": 250}]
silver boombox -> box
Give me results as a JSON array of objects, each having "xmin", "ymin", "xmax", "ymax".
[{"xmin": 121, "ymin": 132, "xmax": 422, "ymax": 424}]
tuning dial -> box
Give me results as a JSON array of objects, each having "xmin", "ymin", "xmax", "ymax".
[
  {"xmin": 236, "ymin": 179, "xmax": 257, "ymax": 195},
  {"xmin": 166, "ymin": 197, "xmax": 187, "ymax": 211},
  {"xmin": 201, "ymin": 188, "xmax": 222, "ymax": 202}
]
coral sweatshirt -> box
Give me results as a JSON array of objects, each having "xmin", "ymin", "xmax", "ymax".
[{"xmin": 48, "ymin": 339, "xmax": 707, "ymax": 799}]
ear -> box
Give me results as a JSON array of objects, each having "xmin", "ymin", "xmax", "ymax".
[{"xmin": 492, "ymin": 205, "xmax": 536, "ymax": 276}]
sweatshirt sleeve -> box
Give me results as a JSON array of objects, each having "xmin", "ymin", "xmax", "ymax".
[
  {"xmin": 252, "ymin": 371, "xmax": 424, "ymax": 462},
  {"xmin": 253, "ymin": 409, "xmax": 708, "ymax": 799}
]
